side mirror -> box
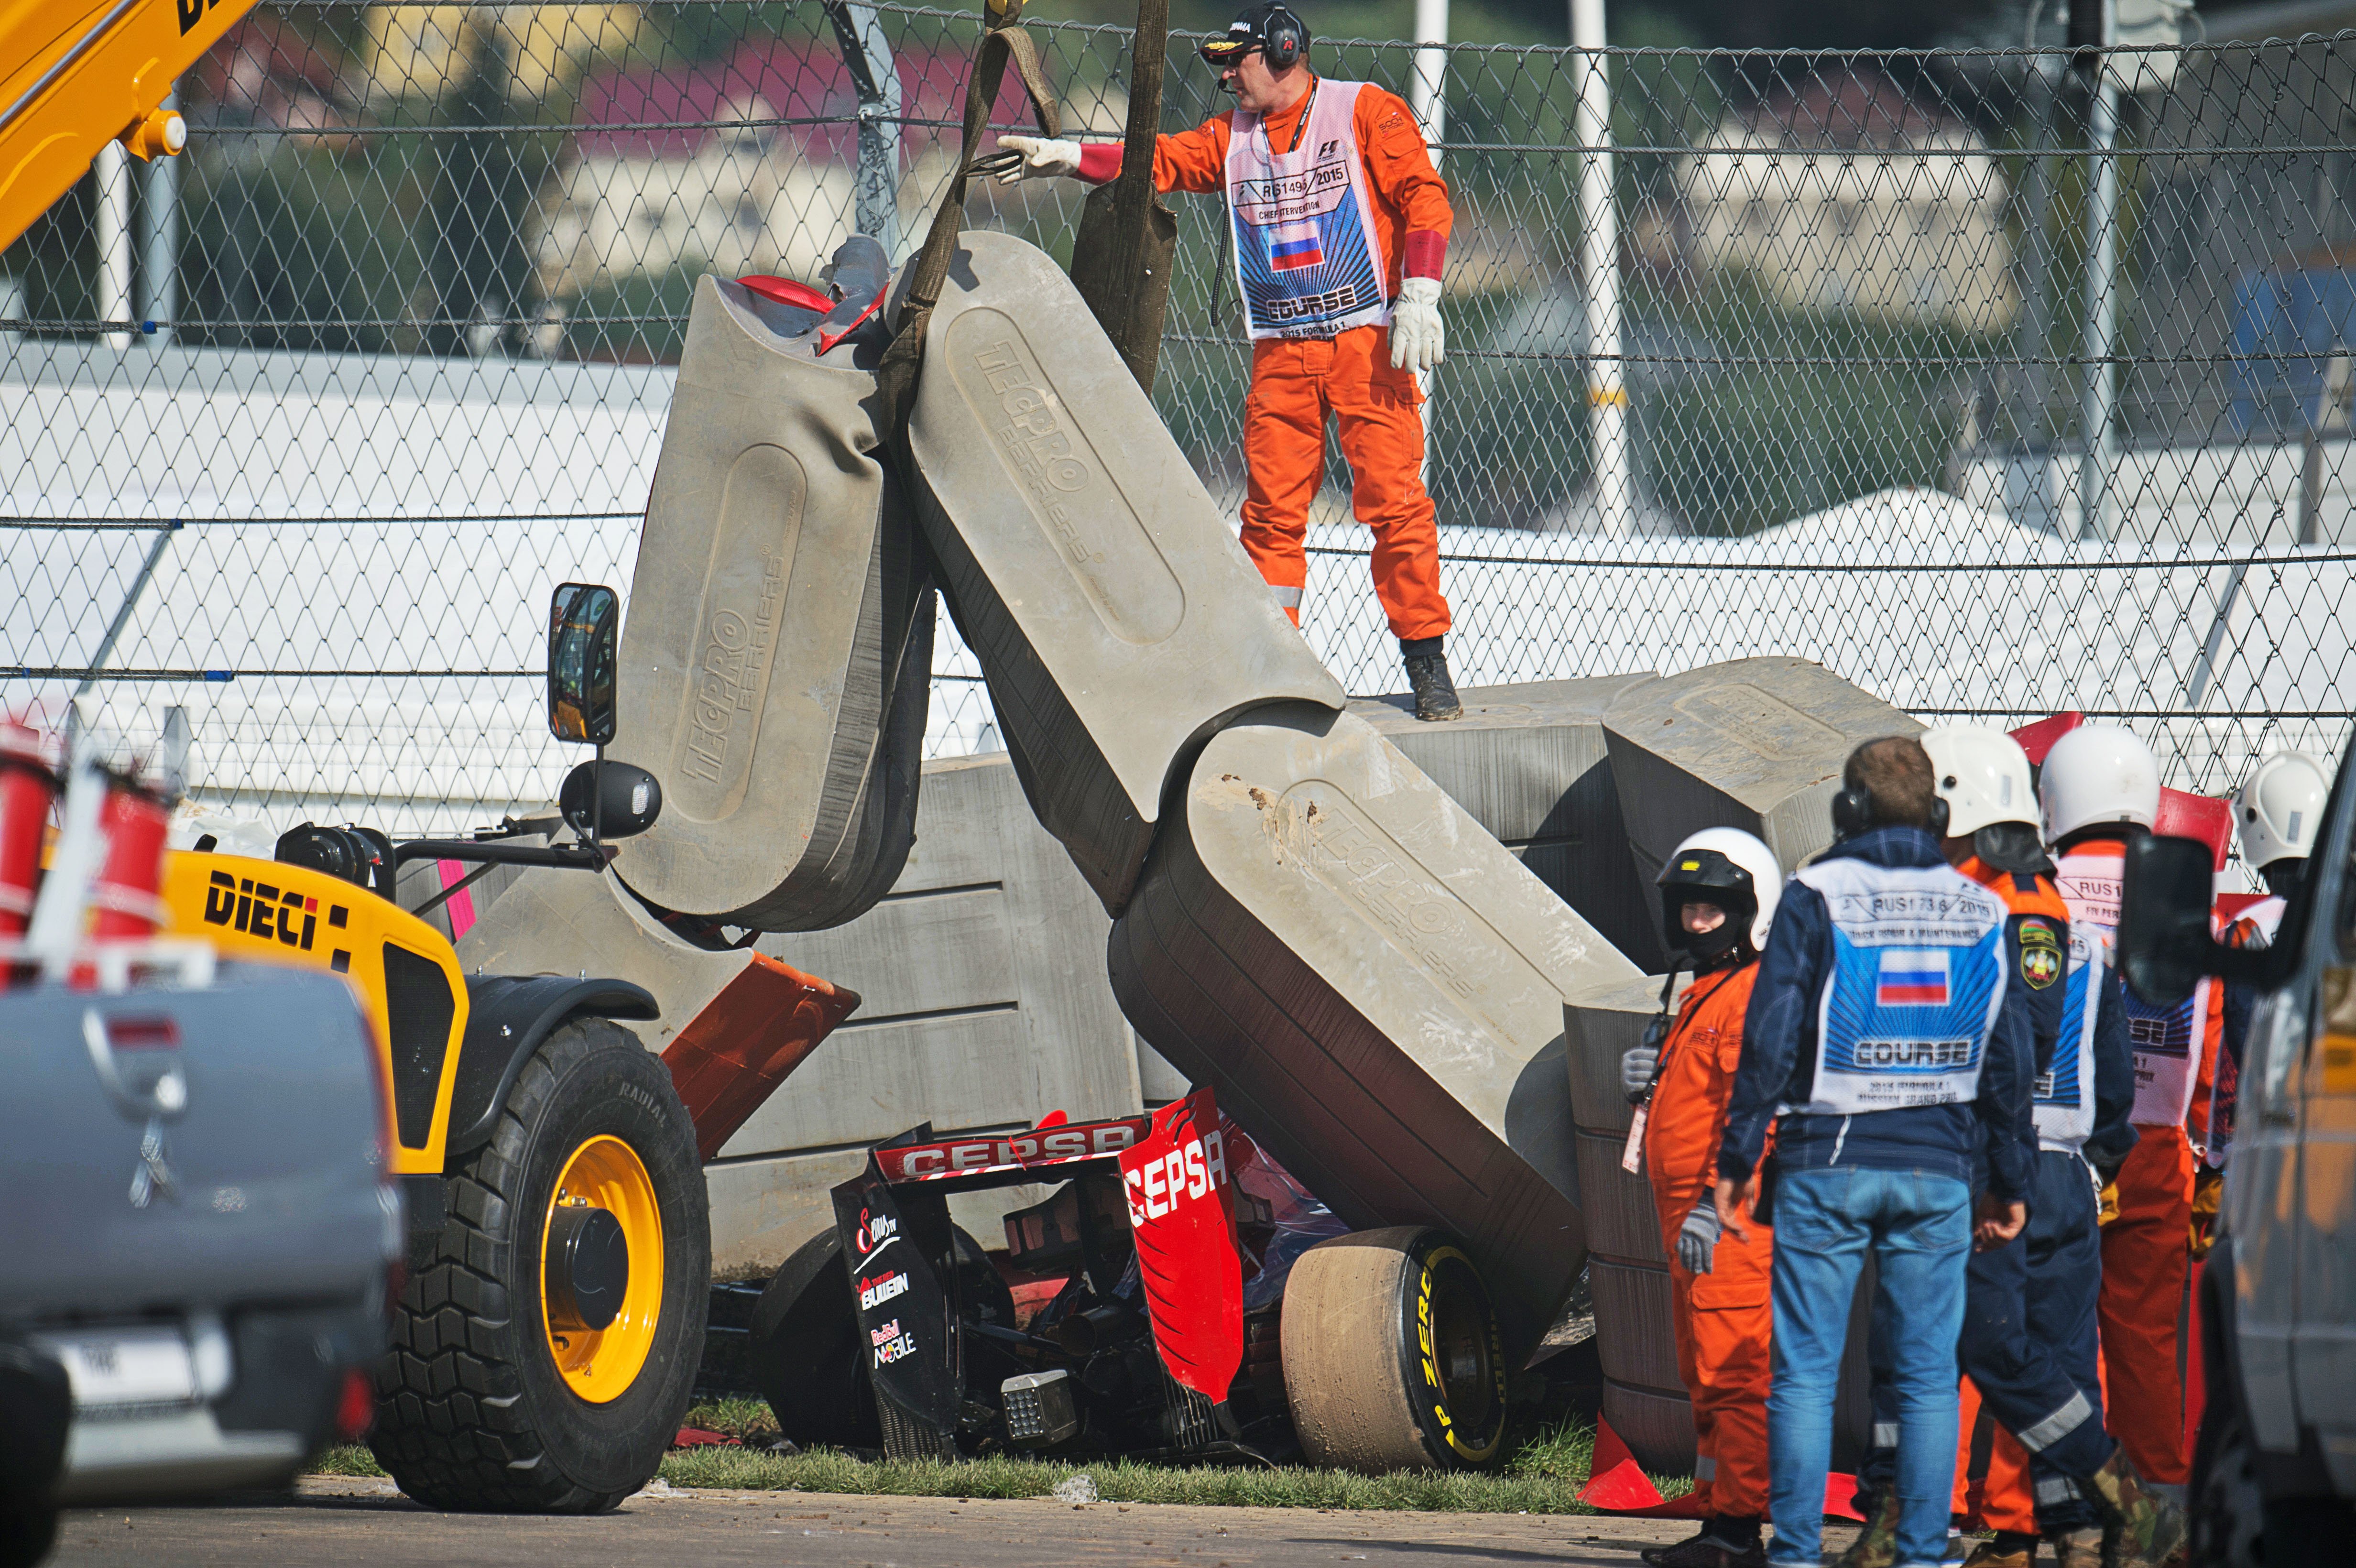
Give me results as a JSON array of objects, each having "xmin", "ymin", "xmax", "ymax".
[
  {"xmin": 2117, "ymin": 835, "xmax": 2219, "ymax": 1009},
  {"xmin": 561, "ymin": 761, "xmax": 661, "ymax": 840},
  {"xmin": 548, "ymin": 583, "xmax": 620, "ymax": 746},
  {"xmin": 2119, "ymin": 833, "xmax": 2286, "ymax": 1007}
]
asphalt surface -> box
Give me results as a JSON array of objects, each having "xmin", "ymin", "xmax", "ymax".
[{"xmin": 47, "ymin": 1476, "xmax": 1837, "ymax": 1567}]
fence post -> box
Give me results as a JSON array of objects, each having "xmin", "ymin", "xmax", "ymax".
[
  {"xmin": 1571, "ymin": 0, "xmax": 1629, "ymax": 534},
  {"xmin": 141, "ymin": 91, "xmax": 178, "ymax": 351},
  {"xmin": 825, "ymin": 0, "xmax": 902, "ymax": 261},
  {"xmin": 2077, "ymin": 12, "xmax": 2121, "ymax": 542},
  {"xmin": 1412, "ymin": 0, "xmax": 1448, "ymax": 500},
  {"xmin": 1411, "ymin": 0, "xmax": 1448, "ymax": 163},
  {"xmin": 96, "ymin": 141, "xmax": 133, "ymax": 352},
  {"xmin": 2015, "ymin": 51, "xmax": 2056, "ymax": 452}
]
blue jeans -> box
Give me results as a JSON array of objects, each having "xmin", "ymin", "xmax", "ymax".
[
  {"xmin": 1859, "ymin": 1148, "xmax": 2111, "ymax": 1533},
  {"xmin": 1767, "ymin": 1165, "xmax": 1972, "ymax": 1568}
]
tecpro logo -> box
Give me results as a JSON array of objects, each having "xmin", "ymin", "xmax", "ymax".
[{"xmin": 679, "ymin": 545, "xmax": 786, "ymax": 788}]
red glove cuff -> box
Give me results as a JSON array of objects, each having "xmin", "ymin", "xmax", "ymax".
[
  {"xmin": 1402, "ymin": 229, "xmax": 1445, "ymax": 281},
  {"xmin": 1075, "ymin": 142, "xmax": 1124, "ymax": 184}
]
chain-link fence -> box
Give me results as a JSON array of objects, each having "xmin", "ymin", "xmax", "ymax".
[{"xmin": 6, "ymin": 6, "xmax": 2355, "ymax": 860}]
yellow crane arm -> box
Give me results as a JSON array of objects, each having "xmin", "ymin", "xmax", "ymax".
[{"xmin": 0, "ymin": 0, "xmax": 262, "ymax": 256}]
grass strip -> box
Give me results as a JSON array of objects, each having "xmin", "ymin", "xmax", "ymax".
[
  {"xmin": 660, "ymin": 1446, "xmax": 1604, "ymax": 1512},
  {"xmin": 311, "ymin": 1415, "xmax": 1689, "ymax": 1515}
]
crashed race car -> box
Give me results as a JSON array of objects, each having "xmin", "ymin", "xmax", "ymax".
[{"xmin": 717, "ymin": 1087, "xmax": 1514, "ymax": 1470}]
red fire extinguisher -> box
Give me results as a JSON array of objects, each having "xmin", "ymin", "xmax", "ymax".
[
  {"xmin": 87, "ymin": 772, "xmax": 173, "ymax": 941},
  {"xmin": 0, "ymin": 721, "xmax": 57, "ymax": 942}
]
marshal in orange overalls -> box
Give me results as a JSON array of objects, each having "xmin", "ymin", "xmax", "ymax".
[
  {"xmin": 2055, "ymin": 837, "xmax": 2210, "ymax": 1489},
  {"xmin": 1643, "ymin": 961, "xmax": 1772, "ymax": 1520},
  {"xmin": 1081, "ymin": 81, "xmax": 1454, "ymax": 641}
]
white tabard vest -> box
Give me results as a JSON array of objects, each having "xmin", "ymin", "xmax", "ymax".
[
  {"xmin": 2036, "ymin": 923, "xmax": 2108, "ymax": 1154},
  {"xmin": 1223, "ymin": 80, "xmax": 1392, "ymax": 340},
  {"xmin": 2054, "ymin": 844, "xmax": 2211, "ymax": 1129},
  {"xmin": 1784, "ymin": 857, "xmax": 2010, "ymax": 1116}
]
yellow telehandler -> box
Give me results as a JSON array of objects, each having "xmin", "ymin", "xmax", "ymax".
[{"xmin": 155, "ymin": 586, "xmax": 714, "ymax": 1509}]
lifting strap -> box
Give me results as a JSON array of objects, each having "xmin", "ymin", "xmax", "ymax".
[
  {"xmin": 1069, "ymin": 0, "xmax": 1178, "ymax": 392},
  {"xmin": 872, "ymin": 0, "xmax": 1061, "ymax": 439}
]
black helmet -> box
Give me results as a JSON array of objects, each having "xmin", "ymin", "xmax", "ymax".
[{"xmin": 1655, "ymin": 828, "xmax": 1780, "ymax": 965}]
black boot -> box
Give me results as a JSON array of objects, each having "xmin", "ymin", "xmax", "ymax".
[
  {"xmin": 1640, "ymin": 1519, "xmax": 1765, "ymax": 1568},
  {"xmin": 1401, "ymin": 636, "xmax": 1461, "ymax": 721}
]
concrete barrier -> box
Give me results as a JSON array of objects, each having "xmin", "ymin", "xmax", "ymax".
[
  {"xmin": 906, "ymin": 231, "xmax": 1342, "ymax": 915},
  {"xmin": 711, "ymin": 752, "xmax": 1153, "ymax": 1271},
  {"xmin": 1603, "ymin": 657, "xmax": 1924, "ymax": 887},
  {"xmin": 1109, "ymin": 702, "xmax": 1645, "ymax": 1345}
]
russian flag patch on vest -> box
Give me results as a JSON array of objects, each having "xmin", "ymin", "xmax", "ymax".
[
  {"xmin": 1269, "ymin": 226, "xmax": 1325, "ymax": 272},
  {"xmin": 1877, "ymin": 949, "xmax": 1952, "ymax": 1007}
]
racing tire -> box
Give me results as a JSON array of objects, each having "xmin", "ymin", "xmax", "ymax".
[
  {"xmin": 746, "ymin": 1228, "xmax": 882, "ymax": 1451},
  {"xmin": 370, "ymin": 1016, "xmax": 709, "ymax": 1511},
  {"xmin": 1277, "ymin": 1227, "xmax": 1509, "ymax": 1473}
]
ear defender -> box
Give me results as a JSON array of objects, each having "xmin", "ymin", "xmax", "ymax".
[
  {"xmin": 1263, "ymin": 4, "xmax": 1307, "ymax": 68},
  {"xmin": 1831, "ymin": 784, "xmax": 1875, "ymax": 841},
  {"xmin": 1829, "ymin": 786, "xmax": 1950, "ymax": 840}
]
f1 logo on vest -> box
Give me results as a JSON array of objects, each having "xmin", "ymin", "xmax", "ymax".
[
  {"xmin": 178, "ymin": 0, "xmax": 215, "ymax": 34},
  {"xmin": 1318, "ymin": 140, "xmax": 1340, "ymax": 157}
]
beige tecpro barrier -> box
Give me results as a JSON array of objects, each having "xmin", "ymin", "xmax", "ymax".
[
  {"xmin": 611, "ymin": 270, "xmax": 934, "ymax": 931},
  {"xmin": 1564, "ymin": 980, "xmax": 1700, "ymax": 1472},
  {"xmin": 1109, "ymin": 702, "xmax": 1644, "ymax": 1344},
  {"xmin": 1350, "ymin": 676, "xmax": 1662, "ymax": 970},
  {"xmin": 1602, "ymin": 657, "xmax": 1925, "ymax": 885},
  {"xmin": 906, "ymin": 230, "xmax": 1343, "ymax": 915}
]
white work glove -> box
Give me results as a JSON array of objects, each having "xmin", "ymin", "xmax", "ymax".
[
  {"xmin": 993, "ymin": 134, "xmax": 1082, "ymax": 183},
  {"xmin": 1389, "ymin": 275, "xmax": 1444, "ymax": 372},
  {"xmin": 1677, "ymin": 1206, "xmax": 1722, "ymax": 1275},
  {"xmin": 1619, "ymin": 1043, "xmax": 1658, "ymax": 1104}
]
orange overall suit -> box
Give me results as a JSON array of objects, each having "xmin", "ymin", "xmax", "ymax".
[
  {"xmin": 2055, "ymin": 838, "xmax": 2209, "ymax": 1488},
  {"xmin": 1078, "ymin": 83, "xmax": 1453, "ymax": 641},
  {"xmin": 1643, "ymin": 960, "xmax": 1771, "ymax": 1520}
]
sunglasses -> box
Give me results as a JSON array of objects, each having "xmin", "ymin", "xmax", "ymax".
[{"xmin": 1196, "ymin": 36, "xmax": 1261, "ymax": 65}]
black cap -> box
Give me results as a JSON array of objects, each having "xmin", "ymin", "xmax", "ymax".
[{"xmin": 1200, "ymin": 4, "xmax": 1309, "ymax": 66}]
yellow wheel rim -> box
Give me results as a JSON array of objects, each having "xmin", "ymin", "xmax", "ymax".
[{"xmin": 539, "ymin": 1134, "xmax": 664, "ymax": 1403}]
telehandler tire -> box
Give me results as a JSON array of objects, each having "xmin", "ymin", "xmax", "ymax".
[
  {"xmin": 370, "ymin": 1016, "xmax": 709, "ymax": 1511},
  {"xmin": 1278, "ymin": 1227, "xmax": 1508, "ymax": 1473}
]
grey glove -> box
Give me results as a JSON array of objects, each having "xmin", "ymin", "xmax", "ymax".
[
  {"xmin": 1677, "ymin": 1205, "xmax": 1722, "ymax": 1275},
  {"xmin": 1619, "ymin": 1044, "xmax": 1658, "ymax": 1103}
]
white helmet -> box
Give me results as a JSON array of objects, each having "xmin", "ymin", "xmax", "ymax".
[
  {"xmin": 1656, "ymin": 827, "xmax": 1783, "ymax": 953},
  {"xmin": 2235, "ymin": 751, "xmax": 2332, "ymax": 871},
  {"xmin": 2039, "ymin": 724, "xmax": 2160, "ymax": 844},
  {"xmin": 1922, "ymin": 725, "xmax": 2037, "ymax": 838}
]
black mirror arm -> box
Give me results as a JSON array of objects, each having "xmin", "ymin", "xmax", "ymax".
[
  {"xmin": 392, "ymin": 838, "xmax": 614, "ymax": 875},
  {"xmin": 2209, "ymin": 939, "xmax": 2293, "ymax": 991},
  {"xmin": 2122, "ymin": 914, "xmax": 2298, "ymax": 1008},
  {"xmin": 589, "ymin": 744, "xmax": 604, "ymax": 852}
]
